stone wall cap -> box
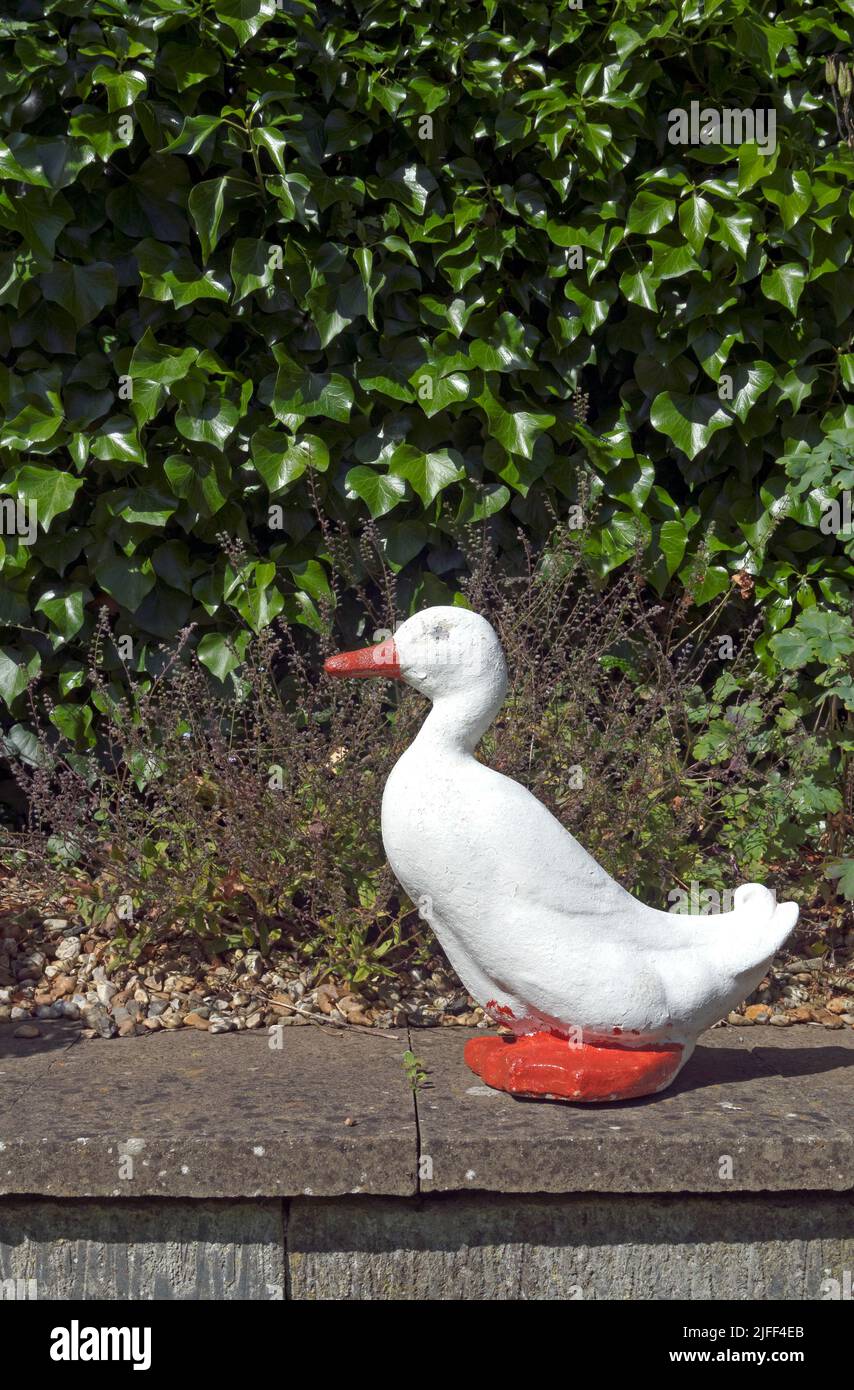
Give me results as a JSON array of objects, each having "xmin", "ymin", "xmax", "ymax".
[{"xmin": 0, "ymin": 1023, "xmax": 852, "ymax": 1199}]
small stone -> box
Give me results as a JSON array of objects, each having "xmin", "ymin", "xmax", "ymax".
[
  {"xmin": 769, "ymin": 1014, "xmax": 792, "ymax": 1026},
  {"xmin": 55, "ymin": 937, "xmax": 81, "ymax": 964},
  {"xmin": 183, "ymin": 1011, "xmax": 210, "ymax": 1030},
  {"xmin": 244, "ymin": 952, "xmax": 265, "ymax": 979},
  {"xmin": 744, "ymin": 1004, "xmax": 772, "ymax": 1023},
  {"xmin": 787, "ymin": 1005, "xmax": 815, "ymax": 1022},
  {"xmin": 314, "ymin": 983, "xmax": 340, "ymax": 1014},
  {"xmin": 814, "ymin": 1010, "xmax": 845, "ymax": 1029},
  {"xmin": 245, "ymin": 1012, "xmax": 263, "ymax": 1029},
  {"xmin": 42, "ymin": 918, "xmax": 69, "ymax": 933},
  {"xmin": 147, "ymin": 998, "xmax": 168, "ymax": 1018},
  {"xmin": 117, "ymin": 1018, "xmax": 137, "ymax": 1037},
  {"xmin": 143, "ymin": 1017, "xmax": 162, "ymax": 1031},
  {"xmin": 13, "ymin": 1023, "xmax": 40, "ymax": 1039},
  {"xmin": 96, "ymin": 981, "xmax": 118, "ymax": 1006},
  {"xmin": 208, "ymin": 1014, "xmax": 233, "ymax": 1033},
  {"xmin": 84, "ymin": 1005, "xmax": 117, "ymax": 1039},
  {"xmin": 827, "ymin": 996, "xmax": 850, "ymax": 1015},
  {"xmin": 14, "ymin": 963, "xmax": 42, "ymax": 982},
  {"xmin": 336, "ymin": 994, "xmax": 371, "ymax": 1025},
  {"xmin": 343, "ymin": 1116, "xmax": 356, "ymax": 1127},
  {"xmin": 727, "ymin": 1012, "xmax": 746, "ymax": 1025}
]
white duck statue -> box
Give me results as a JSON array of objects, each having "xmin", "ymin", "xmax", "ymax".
[{"xmin": 325, "ymin": 607, "xmax": 798, "ymax": 1102}]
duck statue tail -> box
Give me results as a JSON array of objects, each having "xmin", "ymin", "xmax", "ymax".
[{"xmin": 729, "ymin": 883, "xmax": 799, "ymax": 968}]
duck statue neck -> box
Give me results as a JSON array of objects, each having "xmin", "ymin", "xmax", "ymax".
[{"xmin": 325, "ymin": 607, "xmax": 798, "ymax": 1103}]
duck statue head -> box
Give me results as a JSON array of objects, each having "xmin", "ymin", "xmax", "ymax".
[
  {"xmin": 326, "ymin": 607, "xmax": 508, "ymax": 749},
  {"xmin": 326, "ymin": 607, "xmax": 798, "ymax": 1104}
]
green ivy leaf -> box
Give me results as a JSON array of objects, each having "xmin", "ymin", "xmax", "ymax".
[
  {"xmin": 35, "ymin": 587, "xmax": 86, "ymax": 642},
  {"xmin": 0, "ymin": 465, "xmax": 83, "ymax": 529},
  {"xmin": 649, "ymin": 392, "xmax": 732, "ymax": 459},
  {"xmin": 95, "ymin": 556, "xmax": 156, "ymax": 611},
  {"xmin": 161, "ymin": 114, "xmax": 226, "ymax": 157},
  {"xmin": 196, "ymin": 630, "xmax": 251, "ymax": 683},
  {"xmin": 678, "ymin": 194, "xmax": 713, "ymax": 252},
  {"xmin": 0, "ymin": 645, "xmax": 39, "ymax": 706},
  {"xmin": 251, "ymin": 428, "xmax": 328, "ymax": 492},
  {"xmin": 40, "ymin": 261, "xmax": 117, "ymax": 326},
  {"xmin": 389, "ymin": 446, "xmax": 465, "ymax": 506},
  {"xmin": 273, "ymin": 359, "xmax": 354, "ymax": 424},
  {"xmin": 626, "ymin": 192, "xmax": 676, "ymax": 235},
  {"xmin": 760, "ymin": 263, "xmax": 807, "ymax": 314},
  {"xmin": 345, "ymin": 466, "xmax": 407, "ymax": 518}
]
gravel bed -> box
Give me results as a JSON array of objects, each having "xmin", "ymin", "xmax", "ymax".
[{"xmin": 1, "ymin": 908, "xmax": 852, "ymax": 1042}]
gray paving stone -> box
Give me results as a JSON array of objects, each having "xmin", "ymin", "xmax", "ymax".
[
  {"xmin": 0, "ymin": 1023, "xmax": 417, "ymax": 1198},
  {"xmin": 0, "ymin": 1021, "xmax": 81, "ymax": 1117},
  {"xmin": 412, "ymin": 1026, "xmax": 854, "ymax": 1194},
  {"xmin": 1, "ymin": 1021, "xmax": 853, "ymax": 1200}
]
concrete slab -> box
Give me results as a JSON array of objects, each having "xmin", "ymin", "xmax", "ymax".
[
  {"xmin": 0, "ymin": 1023, "xmax": 417, "ymax": 1199},
  {"xmin": 1, "ymin": 1021, "xmax": 852, "ymax": 1201},
  {"xmin": 746, "ymin": 1025, "xmax": 854, "ymax": 1140},
  {"xmin": 287, "ymin": 1191, "xmax": 854, "ymax": 1301},
  {"xmin": 0, "ymin": 1021, "xmax": 82, "ymax": 1117},
  {"xmin": 0, "ymin": 1198, "xmax": 285, "ymax": 1300},
  {"xmin": 412, "ymin": 1026, "xmax": 854, "ymax": 1194}
]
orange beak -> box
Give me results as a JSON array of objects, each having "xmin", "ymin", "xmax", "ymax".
[{"xmin": 324, "ymin": 636, "xmax": 401, "ymax": 679}]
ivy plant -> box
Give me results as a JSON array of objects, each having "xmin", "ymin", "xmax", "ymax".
[{"xmin": 0, "ymin": 0, "xmax": 854, "ymax": 744}]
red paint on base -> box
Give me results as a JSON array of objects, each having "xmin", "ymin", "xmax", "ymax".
[{"xmin": 464, "ymin": 1031, "xmax": 684, "ymax": 1103}]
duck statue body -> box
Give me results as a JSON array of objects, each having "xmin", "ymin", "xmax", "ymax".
[{"xmin": 325, "ymin": 608, "xmax": 798, "ymax": 1102}]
